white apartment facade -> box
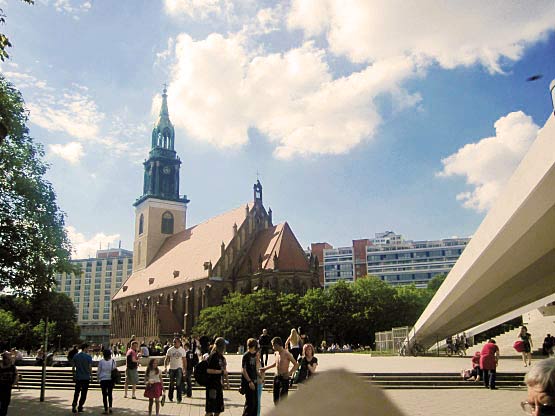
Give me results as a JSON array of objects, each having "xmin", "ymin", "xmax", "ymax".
[
  {"xmin": 55, "ymin": 248, "xmax": 133, "ymax": 345},
  {"xmin": 321, "ymin": 232, "xmax": 470, "ymax": 288}
]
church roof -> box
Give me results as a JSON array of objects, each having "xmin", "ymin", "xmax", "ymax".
[
  {"xmin": 113, "ymin": 202, "xmax": 253, "ymax": 301},
  {"xmin": 240, "ymin": 222, "xmax": 310, "ymax": 273}
]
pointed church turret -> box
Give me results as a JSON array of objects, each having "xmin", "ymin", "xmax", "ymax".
[
  {"xmin": 136, "ymin": 86, "xmax": 189, "ymax": 206},
  {"xmin": 133, "ymin": 86, "xmax": 189, "ymax": 272},
  {"xmin": 253, "ymin": 180, "xmax": 263, "ymax": 206}
]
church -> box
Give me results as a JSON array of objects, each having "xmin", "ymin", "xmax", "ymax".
[{"xmin": 111, "ymin": 88, "xmax": 320, "ymax": 343}]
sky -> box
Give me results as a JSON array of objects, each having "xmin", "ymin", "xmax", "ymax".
[{"xmin": 1, "ymin": 0, "xmax": 555, "ymax": 258}]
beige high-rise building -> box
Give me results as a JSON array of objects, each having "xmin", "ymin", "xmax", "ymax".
[{"xmin": 55, "ymin": 248, "xmax": 133, "ymax": 345}]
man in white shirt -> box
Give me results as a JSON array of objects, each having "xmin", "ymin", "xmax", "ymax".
[{"xmin": 164, "ymin": 337, "xmax": 186, "ymax": 403}]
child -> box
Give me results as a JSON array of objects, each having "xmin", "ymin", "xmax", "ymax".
[{"xmin": 144, "ymin": 359, "xmax": 164, "ymax": 416}]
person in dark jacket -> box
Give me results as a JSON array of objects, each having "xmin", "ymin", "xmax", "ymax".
[{"xmin": 0, "ymin": 352, "xmax": 18, "ymax": 416}]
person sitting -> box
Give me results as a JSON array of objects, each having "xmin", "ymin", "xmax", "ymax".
[
  {"xmin": 466, "ymin": 351, "xmax": 481, "ymax": 381},
  {"xmin": 543, "ymin": 334, "xmax": 554, "ymax": 356},
  {"xmin": 522, "ymin": 358, "xmax": 555, "ymax": 415}
]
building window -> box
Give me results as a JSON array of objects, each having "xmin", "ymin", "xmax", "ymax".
[
  {"xmin": 139, "ymin": 213, "xmax": 144, "ymax": 235},
  {"xmin": 161, "ymin": 211, "xmax": 174, "ymax": 234}
]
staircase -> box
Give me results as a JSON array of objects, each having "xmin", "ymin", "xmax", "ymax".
[
  {"xmin": 16, "ymin": 368, "xmax": 285, "ymax": 392},
  {"xmin": 362, "ymin": 372, "xmax": 525, "ymax": 389},
  {"xmin": 16, "ymin": 368, "xmax": 526, "ymax": 390},
  {"xmin": 468, "ymin": 314, "xmax": 555, "ymax": 356}
]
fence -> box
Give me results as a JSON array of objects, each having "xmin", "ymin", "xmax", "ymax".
[{"xmin": 375, "ymin": 326, "xmax": 410, "ymax": 352}]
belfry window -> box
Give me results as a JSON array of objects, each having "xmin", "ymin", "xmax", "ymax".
[
  {"xmin": 161, "ymin": 211, "xmax": 174, "ymax": 234},
  {"xmin": 139, "ymin": 214, "xmax": 144, "ymax": 235}
]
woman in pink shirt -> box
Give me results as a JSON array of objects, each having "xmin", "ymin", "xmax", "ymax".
[{"xmin": 480, "ymin": 339, "xmax": 499, "ymax": 390}]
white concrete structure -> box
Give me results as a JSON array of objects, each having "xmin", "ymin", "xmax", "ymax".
[{"xmin": 412, "ymin": 113, "xmax": 555, "ymax": 348}]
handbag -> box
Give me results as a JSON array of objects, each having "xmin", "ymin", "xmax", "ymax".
[
  {"xmin": 513, "ymin": 340, "xmax": 525, "ymax": 353},
  {"xmin": 111, "ymin": 360, "xmax": 122, "ymax": 384},
  {"xmin": 161, "ymin": 393, "xmax": 165, "ymax": 407}
]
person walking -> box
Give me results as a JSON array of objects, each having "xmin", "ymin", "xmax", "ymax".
[
  {"xmin": 285, "ymin": 329, "xmax": 301, "ymax": 361},
  {"xmin": 97, "ymin": 349, "xmax": 115, "ymax": 414},
  {"xmin": 144, "ymin": 359, "xmax": 164, "ymax": 416},
  {"xmin": 241, "ymin": 338, "xmax": 260, "ymax": 416},
  {"xmin": 71, "ymin": 343, "xmax": 93, "ymax": 414},
  {"xmin": 124, "ymin": 341, "xmax": 140, "ymax": 399},
  {"xmin": 0, "ymin": 352, "xmax": 18, "ymax": 416},
  {"xmin": 520, "ymin": 326, "xmax": 534, "ymax": 367},
  {"xmin": 206, "ymin": 337, "xmax": 229, "ymax": 416},
  {"xmin": 164, "ymin": 337, "xmax": 186, "ymax": 403},
  {"xmin": 258, "ymin": 329, "xmax": 271, "ymax": 366},
  {"xmin": 296, "ymin": 343, "xmax": 318, "ymax": 384},
  {"xmin": 480, "ymin": 338, "xmax": 500, "ymax": 390},
  {"xmin": 184, "ymin": 341, "xmax": 198, "ymax": 398},
  {"xmin": 260, "ymin": 337, "xmax": 299, "ymax": 405}
]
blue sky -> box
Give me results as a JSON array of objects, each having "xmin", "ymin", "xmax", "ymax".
[{"xmin": 1, "ymin": 0, "xmax": 554, "ymax": 257}]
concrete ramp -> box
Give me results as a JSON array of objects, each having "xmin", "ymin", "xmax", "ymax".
[{"xmin": 412, "ymin": 114, "xmax": 555, "ymax": 348}]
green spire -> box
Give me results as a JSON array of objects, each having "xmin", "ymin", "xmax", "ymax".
[
  {"xmin": 151, "ymin": 84, "xmax": 175, "ymax": 150},
  {"xmin": 159, "ymin": 84, "xmax": 169, "ymax": 117}
]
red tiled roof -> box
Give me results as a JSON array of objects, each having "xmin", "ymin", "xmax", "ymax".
[
  {"xmin": 240, "ymin": 222, "xmax": 310, "ymax": 273},
  {"xmin": 113, "ymin": 203, "xmax": 252, "ymax": 300}
]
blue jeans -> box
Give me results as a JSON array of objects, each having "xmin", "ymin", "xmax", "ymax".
[
  {"xmin": 168, "ymin": 368, "xmax": 183, "ymax": 401},
  {"xmin": 181, "ymin": 370, "xmax": 192, "ymax": 397}
]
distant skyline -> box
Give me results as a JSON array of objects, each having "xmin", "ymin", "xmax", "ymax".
[{"xmin": 1, "ymin": 1, "xmax": 554, "ymax": 257}]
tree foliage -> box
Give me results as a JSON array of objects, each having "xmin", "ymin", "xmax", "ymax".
[
  {"xmin": 0, "ymin": 0, "xmax": 33, "ymax": 62},
  {"xmin": 193, "ymin": 276, "xmax": 437, "ymax": 349},
  {"xmin": 0, "ymin": 293, "xmax": 80, "ymax": 350},
  {"xmin": 0, "ymin": 74, "xmax": 74, "ymax": 294}
]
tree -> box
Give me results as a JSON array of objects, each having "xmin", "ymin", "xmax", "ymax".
[
  {"xmin": 0, "ymin": 293, "xmax": 80, "ymax": 350},
  {"xmin": 193, "ymin": 289, "xmax": 303, "ymax": 350},
  {"xmin": 0, "ymin": 309, "xmax": 22, "ymax": 347},
  {"xmin": 0, "ymin": 75, "xmax": 74, "ymax": 295},
  {"xmin": 0, "ymin": 0, "xmax": 33, "ymax": 62},
  {"xmin": 427, "ymin": 273, "xmax": 447, "ymax": 294}
]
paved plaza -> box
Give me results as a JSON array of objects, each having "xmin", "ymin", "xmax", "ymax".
[{"xmin": 9, "ymin": 354, "xmax": 530, "ymax": 415}]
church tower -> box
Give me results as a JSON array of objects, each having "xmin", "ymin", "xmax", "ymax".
[{"xmin": 132, "ymin": 86, "xmax": 189, "ymax": 271}]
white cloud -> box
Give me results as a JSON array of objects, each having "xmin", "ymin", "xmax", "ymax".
[
  {"xmin": 6, "ymin": 68, "xmax": 148, "ymax": 159},
  {"xmin": 48, "ymin": 141, "xmax": 85, "ymax": 164},
  {"xmin": 288, "ymin": 0, "xmax": 555, "ymax": 73},
  {"xmin": 37, "ymin": 0, "xmax": 92, "ymax": 18},
  {"xmin": 66, "ymin": 226, "xmax": 121, "ymax": 259},
  {"xmin": 163, "ymin": 33, "xmax": 420, "ymax": 158},
  {"xmin": 438, "ymin": 111, "xmax": 539, "ymax": 212},
  {"xmin": 28, "ymin": 87, "xmax": 105, "ymax": 140},
  {"xmin": 164, "ymin": 0, "xmax": 234, "ymax": 19}
]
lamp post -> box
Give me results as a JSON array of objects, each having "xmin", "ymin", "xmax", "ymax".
[
  {"xmin": 550, "ymin": 79, "xmax": 555, "ymax": 115},
  {"xmin": 57, "ymin": 334, "xmax": 62, "ymax": 353}
]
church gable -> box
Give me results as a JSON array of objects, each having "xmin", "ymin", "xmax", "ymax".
[{"xmin": 237, "ymin": 222, "xmax": 310, "ymax": 275}]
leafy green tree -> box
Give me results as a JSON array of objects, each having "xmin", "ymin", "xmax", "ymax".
[
  {"xmin": 0, "ymin": 293, "xmax": 80, "ymax": 349},
  {"xmin": 0, "ymin": 75, "xmax": 74, "ymax": 295},
  {"xmin": 0, "ymin": 0, "xmax": 33, "ymax": 62},
  {"xmin": 193, "ymin": 289, "xmax": 304, "ymax": 349},
  {"xmin": 427, "ymin": 273, "xmax": 447, "ymax": 294},
  {"xmin": 0, "ymin": 309, "xmax": 22, "ymax": 346},
  {"xmin": 32, "ymin": 319, "xmax": 56, "ymax": 342}
]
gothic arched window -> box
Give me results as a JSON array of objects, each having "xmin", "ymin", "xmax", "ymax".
[
  {"xmin": 161, "ymin": 211, "xmax": 174, "ymax": 234},
  {"xmin": 138, "ymin": 214, "xmax": 144, "ymax": 235}
]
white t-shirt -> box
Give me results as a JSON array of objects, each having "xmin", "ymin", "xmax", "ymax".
[{"xmin": 166, "ymin": 346, "xmax": 186, "ymax": 370}]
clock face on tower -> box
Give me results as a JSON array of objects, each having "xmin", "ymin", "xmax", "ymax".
[{"xmin": 162, "ymin": 166, "xmax": 171, "ymax": 174}]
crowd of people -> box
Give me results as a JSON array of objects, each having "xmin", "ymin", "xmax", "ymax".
[
  {"xmin": 62, "ymin": 328, "xmax": 318, "ymax": 416},
  {"xmin": 6, "ymin": 324, "xmax": 555, "ymax": 415}
]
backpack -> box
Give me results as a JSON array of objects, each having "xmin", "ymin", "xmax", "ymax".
[{"xmin": 193, "ymin": 360, "xmax": 209, "ymax": 386}]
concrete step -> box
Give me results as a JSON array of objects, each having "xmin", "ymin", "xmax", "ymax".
[{"xmin": 17, "ymin": 369, "xmax": 525, "ymax": 390}]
